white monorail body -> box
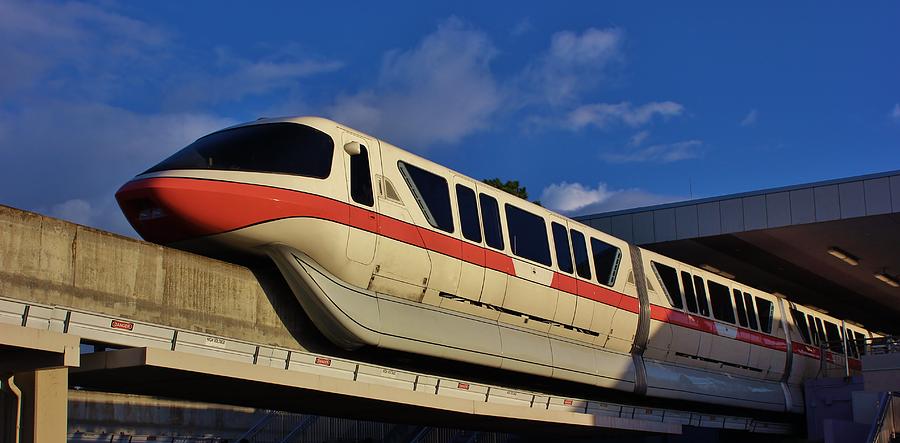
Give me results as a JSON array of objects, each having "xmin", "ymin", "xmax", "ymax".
[{"xmin": 116, "ymin": 117, "xmax": 872, "ymax": 413}]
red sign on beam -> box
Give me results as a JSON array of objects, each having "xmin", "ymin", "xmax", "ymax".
[{"xmin": 110, "ymin": 320, "xmax": 134, "ymax": 331}]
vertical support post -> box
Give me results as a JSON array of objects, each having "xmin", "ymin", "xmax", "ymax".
[
  {"xmin": 15, "ymin": 367, "xmax": 68, "ymax": 443},
  {"xmin": 841, "ymin": 320, "xmax": 850, "ymax": 378}
]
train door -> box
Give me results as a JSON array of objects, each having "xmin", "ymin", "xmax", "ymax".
[
  {"xmin": 369, "ymin": 146, "xmax": 431, "ymax": 301},
  {"xmin": 342, "ymin": 131, "xmax": 380, "ymax": 265},
  {"xmin": 474, "ymin": 183, "xmax": 508, "ymax": 307},
  {"xmin": 453, "ymin": 176, "xmax": 485, "ymax": 301}
]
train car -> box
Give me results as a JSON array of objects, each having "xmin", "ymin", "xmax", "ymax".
[{"xmin": 116, "ymin": 116, "xmax": 873, "ymax": 412}]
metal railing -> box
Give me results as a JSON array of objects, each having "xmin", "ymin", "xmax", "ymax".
[
  {"xmin": 867, "ymin": 392, "xmax": 898, "ymax": 443},
  {"xmin": 814, "ymin": 335, "xmax": 900, "ymax": 378},
  {"xmin": 1, "ymin": 295, "xmax": 796, "ymax": 436}
]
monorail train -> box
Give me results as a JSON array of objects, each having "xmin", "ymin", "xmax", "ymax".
[{"xmin": 116, "ymin": 116, "xmax": 873, "ymax": 413}]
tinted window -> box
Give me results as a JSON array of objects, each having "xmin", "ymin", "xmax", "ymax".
[
  {"xmin": 399, "ymin": 162, "xmax": 453, "ymax": 233},
  {"xmin": 147, "ymin": 123, "xmax": 334, "ymax": 178},
  {"xmin": 694, "ymin": 276, "xmax": 710, "ymax": 317},
  {"xmin": 505, "ymin": 204, "xmax": 551, "ymax": 266},
  {"xmin": 846, "ymin": 329, "xmax": 859, "ymax": 358},
  {"xmin": 855, "ymin": 331, "xmax": 867, "ymax": 356},
  {"xmin": 744, "ymin": 292, "xmax": 759, "ymax": 330},
  {"xmin": 591, "ymin": 238, "xmax": 621, "ymax": 287},
  {"xmin": 653, "ymin": 262, "xmax": 683, "ymax": 309},
  {"xmin": 456, "ymin": 185, "xmax": 481, "ymax": 243},
  {"xmin": 350, "ymin": 145, "xmax": 374, "ymax": 206},
  {"xmin": 552, "ymin": 222, "xmax": 573, "ymax": 274},
  {"xmin": 682, "ymin": 272, "xmax": 699, "ymax": 313},
  {"xmin": 708, "ymin": 281, "xmax": 735, "ymax": 323},
  {"xmin": 570, "ymin": 230, "xmax": 591, "ymax": 279},
  {"xmin": 790, "ymin": 308, "xmax": 812, "ymax": 344},
  {"xmin": 824, "ymin": 321, "xmax": 843, "ymax": 353},
  {"xmin": 733, "ymin": 289, "xmax": 748, "ymax": 327},
  {"xmin": 756, "ymin": 297, "xmax": 774, "ymax": 333},
  {"xmin": 807, "ymin": 314, "xmax": 820, "ymax": 346},
  {"xmin": 815, "ymin": 317, "xmax": 827, "ymax": 344},
  {"xmin": 479, "ymin": 194, "xmax": 504, "ymax": 250}
]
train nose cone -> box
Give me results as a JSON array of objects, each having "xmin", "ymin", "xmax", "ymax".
[{"xmin": 115, "ymin": 177, "xmax": 221, "ymax": 244}]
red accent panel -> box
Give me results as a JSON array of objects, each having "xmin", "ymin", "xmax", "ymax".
[
  {"xmin": 349, "ymin": 206, "xmax": 378, "ymax": 233},
  {"xmin": 116, "ymin": 177, "xmax": 348, "ymax": 244},
  {"xmin": 485, "ymin": 250, "xmax": 515, "ymax": 275},
  {"xmin": 576, "ymin": 280, "xmax": 623, "ymax": 307},
  {"xmin": 418, "ymin": 227, "xmax": 462, "ymax": 261},
  {"xmin": 377, "ymin": 215, "xmax": 425, "ymax": 248},
  {"xmin": 551, "ymin": 273, "xmax": 578, "ymax": 295},
  {"xmin": 617, "ymin": 296, "xmax": 640, "ymax": 314},
  {"xmin": 461, "ymin": 242, "xmax": 486, "ymax": 267}
]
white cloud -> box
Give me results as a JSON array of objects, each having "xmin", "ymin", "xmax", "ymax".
[
  {"xmin": 165, "ymin": 48, "xmax": 343, "ymax": 108},
  {"xmin": 0, "ymin": 0, "xmax": 170, "ymax": 101},
  {"xmin": 522, "ymin": 27, "xmax": 624, "ymax": 106},
  {"xmin": 740, "ymin": 109, "xmax": 758, "ymax": 127},
  {"xmin": 47, "ymin": 195, "xmax": 137, "ymax": 236},
  {"xmin": 511, "ymin": 18, "xmax": 534, "ymax": 37},
  {"xmin": 601, "ymin": 139, "xmax": 704, "ymax": 163},
  {"xmin": 891, "ymin": 104, "xmax": 900, "ymax": 121},
  {"xmin": 629, "ymin": 130, "xmax": 650, "ymax": 147},
  {"xmin": 540, "ymin": 181, "xmax": 681, "ymax": 215},
  {"xmin": 50, "ymin": 199, "xmax": 95, "ymax": 226},
  {"xmin": 328, "ymin": 18, "xmax": 501, "ymax": 148},
  {"xmin": 566, "ymin": 101, "xmax": 685, "ymax": 130},
  {"xmin": 0, "ymin": 101, "xmax": 235, "ymax": 235}
]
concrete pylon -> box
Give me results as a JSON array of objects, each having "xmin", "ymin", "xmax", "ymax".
[{"xmin": 12, "ymin": 368, "xmax": 68, "ymax": 443}]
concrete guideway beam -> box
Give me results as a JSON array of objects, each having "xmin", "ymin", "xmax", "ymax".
[
  {"xmin": 72, "ymin": 347, "xmax": 682, "ymax": 436},
  {"xmin": 0, "ymin": 204, "xmax": 325, "ymax": 353}
]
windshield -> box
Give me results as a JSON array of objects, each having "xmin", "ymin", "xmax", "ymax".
[{"xmin": 145, "ymin": 122, "xmax": 334, "ymax": 178}]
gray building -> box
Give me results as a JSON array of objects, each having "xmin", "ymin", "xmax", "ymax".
[{"xmin": 576, "ymin": 170, "xmax": 900, "ymax": 332}]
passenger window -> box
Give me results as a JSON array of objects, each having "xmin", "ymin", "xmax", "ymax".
[
  {"xmin": 456, "ymin": 184, "xmax": 481, "ymax": 243},
  {"xmin": 733, "ymin": 289, "xmax": 748, "ymax": 327},
  {"xmin": 479, "ymin": 194, "xmax": 504, "ymax": 250},
  {"xmin": 590, "ymin": 238, "xmax": 621, "ymax": 287},
  {"xmin": 350, "ymin": 145, "xmax": 374, "ymax": 207},
  {"xmin": 807, "ymin": 314, "xmax": 820, "ymax": 346},
  {"xmin": 398, "ymin": 162, "xmax": 453, "ymax": 233},
  {"xmin": 744, "ymin": 292, "xmax": 759, "ymax": 330},
  {"xmin": 847, "ymin": 329, "xmax": 859, "ymax": 358},
  {"xmin": 814, "ymin": 317, "xmax": 827, "ymax": 345},
  {"xmin": 505, "ymin": 204, "xmax": 551, "ymax": 266},
  {"xmin": 790, "ymin": 308, "xmax": 812, "ymax": 344},
  {"xmin": 824, "ymin": 321, "xmax": 843, "ymax": 353},
  {"xmin": 855, "ymin": 331, "xmax": 867, "ymax": 356},
  {"xmin": 755, "ymin": 297, "xmax": 774, "ymax": 334},
  {"xmin": 652, "ymin": 262, "xmax": 684, "ymax": 309},
  {"xmin": 708, "ymin": 281, "xmax": 736, "ymax": 323},
  {"xmin": 570, "ymin": 230, "xmax": 591, "ymax": 279},
  {"xmin": 552, "ymin": 222, "xmax": 573, "ymax": 274},
  {"xmin": 682, "ymin": 272, "xmax": 699, "ymax": 314},
  {"xmin": 694, "ymin": 276, "xmax": 710, "ymax": 317}
]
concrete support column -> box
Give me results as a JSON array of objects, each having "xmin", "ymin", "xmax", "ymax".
[{"xmin": 14, "ymin": 368, "xmax": 68, "ymax": 443}]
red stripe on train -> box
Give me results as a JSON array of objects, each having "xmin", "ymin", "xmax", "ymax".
[{"xmin": 121, "ymin": 177, "xmax": 864, "ymax": 363}]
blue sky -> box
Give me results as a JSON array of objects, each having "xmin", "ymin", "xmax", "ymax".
[{"xmin": 1, "ymin": 1, "xmax": 898, "ymax": 236}]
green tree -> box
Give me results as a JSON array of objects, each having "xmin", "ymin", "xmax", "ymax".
[{"xmin": 482, "ymin": 178, "xmax": 541, "ymax": 206}]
